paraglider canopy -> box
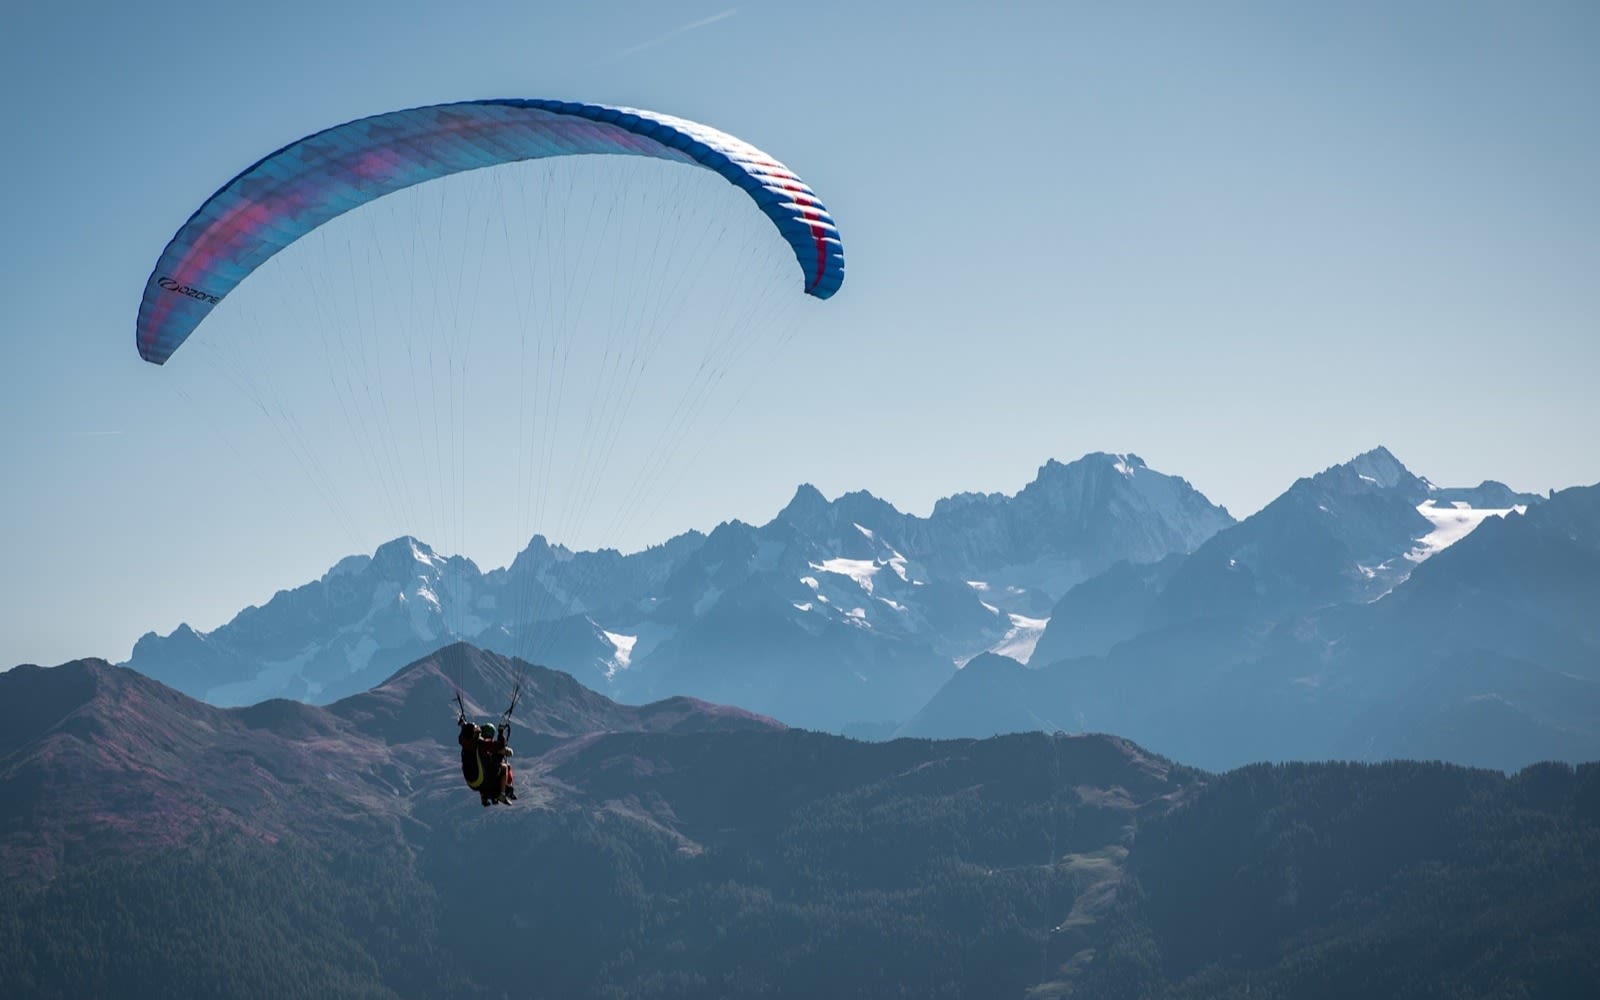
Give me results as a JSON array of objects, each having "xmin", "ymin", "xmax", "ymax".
[{"xmin": 137, "ymin": 98, "xmax": 845, "ymax": 365}]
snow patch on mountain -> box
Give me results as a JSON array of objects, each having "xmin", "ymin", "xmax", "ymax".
[
  {"xmin": 887, "ymin": 552, "xmax": 913, "ymax": 582},
  {"xmin": 398, "ymin": 589, "xmax": 439, "ymax": 640},
  {"xmin": 1406, "ymin": 500, "xmax": 1526, "ymax": 564},
  {"xmin": 814, "ymin": 558, "xmax": 880, "ymax": 593},
  {"xmin": 991, "ymin": 614, "xmax": 1049, "ymax": 664},
  {"xmin": 601, "ymin": 631, "xmax": 637, "ymax": 679}
]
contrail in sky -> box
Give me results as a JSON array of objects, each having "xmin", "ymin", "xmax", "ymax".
[{"xmin": 612, "ymin": 8, "xmax": 739, "ymax": 61}]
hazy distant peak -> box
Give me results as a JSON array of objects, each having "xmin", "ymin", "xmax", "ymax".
[
  {"xmin": 1038, "ymin": 450, "xmax": 1146, "ymax": 474},
  {"xmin": 831, "ymin": 488, "xmax": 906, "ymax": 527},
  {"xmin": 1346, "ymin": 446, "xmax": 1412, "ymax": 489},
  {"xmin": 931, "ymin": 490, "xmax": 1007, "ymax": 517},
  {"xmin": 1112, "ymin": 452, "xmax": 1147, "ymax": 476},
  {"xmin": 120, "ymin": 450, "xmax": 1232, "ymax": 719},
  {"xmin": 777, "ymin": 482, "xmax": 830, "ymax": 519},
  {"xmin": 508, "ymin": 533, "xmax": 576, "ymax": 571},
  {"xmin": 371, "ymin": 535, "xmax": 438, "ymax": 571},
  {"xmin": 325, "ymin": 554, "xmax": 371, "ymax": 578}
]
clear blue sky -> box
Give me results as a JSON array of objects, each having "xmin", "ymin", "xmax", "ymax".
[{"xmin": 3, "ymin": 0, "xmax": 1597, "ymax": 667}]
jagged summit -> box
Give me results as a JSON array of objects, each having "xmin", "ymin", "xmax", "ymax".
[
  {"xmin": 1346, "ymin": 445, "xmax": 1419, "ymax": 491},
  {"xmin": 372, "ymin": 534, "xmax": 434, "ymax": 564},
  {"xmin": 776, "ymin": 482, "xmax": 830, "ymax": 522},
  {"xmin": 1031, "ymin": 444, "xmax": 1552, "ymax": 668},
  {"xmin": 931, "ymin": 490, "xmax": 1007, "ymax": 517},
  {"xmin": 508, "ymin": 533, "xmax": 576, "ymax": 570},
  {"xmin": 1033, "ymin": 451, "xmax": 1148, "ymax": 481},
  {"xmin": 367, "ymin": 535, "xmax": 479, "ymax": 575},
  {"xmin": 1153, "ymin": 446, "xmax": 1470, "ymax": 623}
]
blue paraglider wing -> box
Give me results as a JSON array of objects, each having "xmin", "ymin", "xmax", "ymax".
[{"xmin": 137, "ymin": 99, "xmax": 844, "ymax": 364}]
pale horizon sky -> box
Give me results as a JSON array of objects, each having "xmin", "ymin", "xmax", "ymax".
[{"xmin": 3, "ymin": 0, "xmax": 1597, "ymax": 667}]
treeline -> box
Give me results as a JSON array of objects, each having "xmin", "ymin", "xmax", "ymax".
[
  {"xmin": 0, "ymin": 837, "xmax": 452, "ymax": 999},
  {"xmin": 1074, "ymin": 760, "xmax": 1600, "ymax": 999},
  {"xmin": 2, "ymin": 757, "xmax": 1597, "ymax": 998}
]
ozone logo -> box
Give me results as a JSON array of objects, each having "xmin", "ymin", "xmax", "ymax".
[{"xmin": 157, "ymin": 277, "xmax": 221, "ymax": 305}]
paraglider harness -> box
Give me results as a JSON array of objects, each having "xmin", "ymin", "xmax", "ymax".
[{"xmin": 456, "ymin": 676, "xmax": 522, "ymax": 807}]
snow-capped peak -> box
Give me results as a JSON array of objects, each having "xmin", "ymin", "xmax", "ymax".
[{"xmin": 372, "ymin": 535, "xmax": 442, "ymax": 573}]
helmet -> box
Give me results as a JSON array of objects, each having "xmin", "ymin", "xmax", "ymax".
[{"xmin": 479, "ymin": 723, "xmax": 497, "ymax": 741}]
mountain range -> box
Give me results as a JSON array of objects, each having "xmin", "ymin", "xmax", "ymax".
[
  {"xmin": 122, "ymin": 451, "xmax": 1232, "ymax": 731},
  {"xmin": 108, "ymin": 446, "xmax": 1593, "ymax": 771},
  {"xmin": 906, "ymin": 453, "xmax": 1594, "ymax": 772}
]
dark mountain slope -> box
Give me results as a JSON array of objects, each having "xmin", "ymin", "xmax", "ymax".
[
  {"xmin": 0, "ymin": 648, "xmax": 1595, "ymax": 998},
  {"xmin": 1073, "ymin": 760, "xmax": 1600, "ymax": 999},
  {"xmin": 0, "ymin": 647, "xmax": 781, "ymax": 884}
]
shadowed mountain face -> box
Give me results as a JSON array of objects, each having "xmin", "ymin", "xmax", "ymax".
[
  {"xmin": 120, "ymin": 451, "xmax": 1233, "ymax": 731},
  {"xmin": 1, "ymin": 649, "xmax": 1595, "ymax": 999},
  {"xmin": 0, "ymin": 648, "xmax": 1199, "ymax": 997},
  {"xmin": 906, "ymin": 479, "xmax": 1599, "ymax": 772}
]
